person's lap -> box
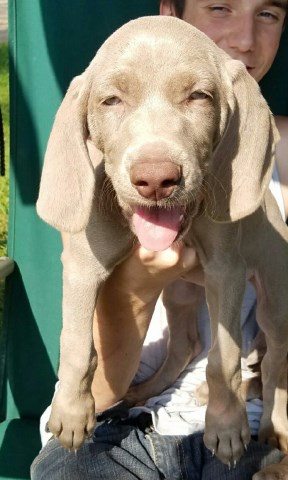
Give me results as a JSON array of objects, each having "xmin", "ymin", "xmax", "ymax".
[{"xmin": 31, "ymin": 418, "xmax": 284, "ymax": 480}]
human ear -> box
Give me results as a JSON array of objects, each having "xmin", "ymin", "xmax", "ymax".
[{"xmin": 159, "ymin": 0, "xmax": 177, "ymax": 17}]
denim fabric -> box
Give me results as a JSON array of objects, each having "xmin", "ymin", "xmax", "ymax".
[
  {"xmin": 31, "ymin": 420, "xmax": 284, "ymax": 480},
  {"xmin": 31, "ymin": 423, "xmax": 160, "ymax": 480}
]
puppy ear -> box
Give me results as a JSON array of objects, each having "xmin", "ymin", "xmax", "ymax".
[
  {"xmin": 37, "ymin": 74, "xmax": 98, "ymax": 232},
  {"xmin": 206, "ymin": 59, "xmax": 279, "ymax": 223}
]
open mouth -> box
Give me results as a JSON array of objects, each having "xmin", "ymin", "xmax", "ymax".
[{"xmin": 132, "ymin": 206, "xmax": 184, "ymax": 251}]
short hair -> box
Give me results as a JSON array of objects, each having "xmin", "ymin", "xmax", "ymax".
[
  {"xmin": 161, "ymin": 0, "xmax": 185, "ymax": 18},
  {"xmin": 170, "ymin": 0, "xmax": 185, "ymax": 18}
]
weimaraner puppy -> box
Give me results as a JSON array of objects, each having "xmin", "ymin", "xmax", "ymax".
[{"xmin": 37, "ymin": 16, "xmax": 288, "ymax": 469}]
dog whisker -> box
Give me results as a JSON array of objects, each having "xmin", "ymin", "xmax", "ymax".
[{"xmin": 99, "ymin": 177, "xmax": 119, "ymax": 214}]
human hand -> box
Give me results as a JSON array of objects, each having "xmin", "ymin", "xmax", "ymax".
[{"xmin": 116, "ymin": 242, "xmax": 201, "ymax": 303}]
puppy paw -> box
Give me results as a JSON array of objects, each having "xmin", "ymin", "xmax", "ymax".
[
  {"xmin": 48, "ymin": 389, "xmax": 96, "ymax": 450},
  {"xmin": 204, "ymin": 399, "xmax": 251, "ymax": 465}
]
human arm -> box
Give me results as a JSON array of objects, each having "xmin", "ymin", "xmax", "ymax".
[{"xmin": 91, "ymin": 244, "xmax": 201, "ymax": 412}]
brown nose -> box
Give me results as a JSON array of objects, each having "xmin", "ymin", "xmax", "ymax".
[{"xmin": 130, "ymin": 161, "xmax": 181, "ymax": 201}]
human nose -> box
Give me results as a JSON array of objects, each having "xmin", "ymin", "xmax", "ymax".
[{"xmin": 228, "ymin": 16, "xmax": 256, "ymax": 52}]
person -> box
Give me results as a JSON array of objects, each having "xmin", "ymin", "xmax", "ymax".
[{"xmin": 31, "ymin": 1, "xmax": 288, "ymax": 478}]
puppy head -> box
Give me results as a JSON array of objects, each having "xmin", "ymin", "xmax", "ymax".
[{"xmin": 37, "ymin": 16, "xmax": 278, "ymax": 243}]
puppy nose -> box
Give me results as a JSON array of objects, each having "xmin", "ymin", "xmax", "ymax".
[{"xmin": 130, "ymin": 161, "xmax": 181, "ymax": 200}]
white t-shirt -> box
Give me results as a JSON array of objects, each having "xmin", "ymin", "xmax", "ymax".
[{"xmin": 40, "ymin": 166, "xmax": 285, "ymax": 446}]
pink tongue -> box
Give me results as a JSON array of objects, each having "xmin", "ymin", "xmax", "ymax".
[{"xmin": 132, "ymin": 207, "xmax": 182, "ymax": 251}]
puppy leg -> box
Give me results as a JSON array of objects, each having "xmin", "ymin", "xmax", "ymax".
[
  {"xmin": 195, "ymin": 375, "xmax": 262, "ymax": 406},
  {"xmin": 259, "ymin": 339, "xmax": 288, "ymax": 453},
  {"xmin": 204, "ymin": 268, "xmax": 251, "ymax": 466},
  {"xmin": 252, "ymin": 253, "xmax": 288, "ymax": 453},
  {"xmin": 256, "ymin": 296, "xmax": 288, "ymax": 453},
  {"xmin": 196, "ymin": 326, "xmax": 264, "ymax": 406},
  {"xmin": 48, "ymin": 233, "xmax": 105, "ymax": 450},
  {"xmin": 125, "ymin": 280, "xmax": 203, "ymax": 405}
]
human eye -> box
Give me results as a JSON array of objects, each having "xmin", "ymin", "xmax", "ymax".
[
  {"xmin": 258, "ymin": 8, "xmax": 283, "ymax": 23},
  {"xmin": 208, "ymin": 4, "xmax": 231, "ymax": 16}
]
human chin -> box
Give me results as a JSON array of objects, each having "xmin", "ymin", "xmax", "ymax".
[
  {"xmin": 255, "ymin": 63, "xmax": 274, "ymax": 82},
  {"xmin": 247, "ymin": 67, "xmax": 262, "ymax": 82}
]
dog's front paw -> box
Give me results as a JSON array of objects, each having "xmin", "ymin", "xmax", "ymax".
[
  {"xmin": 204, "ymin": 398, "xmax": 251, "ymax": 466},
  {"xmin": 48, "ymin": 389, "xmax": 96, "ymax": 450}
]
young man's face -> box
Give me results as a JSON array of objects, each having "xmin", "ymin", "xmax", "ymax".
[{"xmin": 160, "ymin": 0, "xmax": 287, "ymax": 81}]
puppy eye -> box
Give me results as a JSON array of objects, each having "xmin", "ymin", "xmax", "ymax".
[
  {"xmin": 189, "ymin": 91, "xmax": 210, "ymax": 101},
  {"xmin": 103, "ymin": 96, "xmax": 122, "ymax": 106}
]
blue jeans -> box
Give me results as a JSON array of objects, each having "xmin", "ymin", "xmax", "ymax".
[{"xmin": 31, "ymin": 414, "xmax": 284, "ymax": 480}]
